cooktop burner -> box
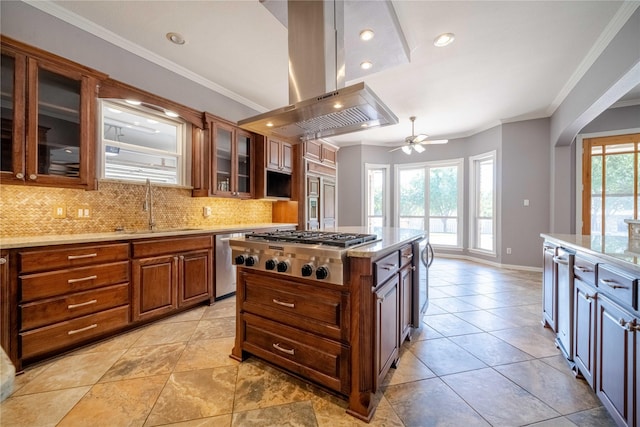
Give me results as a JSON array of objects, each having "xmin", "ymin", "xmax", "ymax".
[{"xmin": 245, "ymin": 230, "xmax": 378, "ymax": 248}]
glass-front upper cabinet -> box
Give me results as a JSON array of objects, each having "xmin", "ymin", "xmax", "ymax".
[
  {"xmin": 0, "ymin": 37, "xmax": 105, "ymax": 189},
  {"xmin": 205, "ymin": 113, "xmax": 253, "ymax": 198}
]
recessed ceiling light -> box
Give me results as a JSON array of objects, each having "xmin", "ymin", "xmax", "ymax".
[
  {"xmin": 359, "ymin": 29, "xmax": 375, "ymax": 41},
  {"xmin": 266, "ymin": 122, "xmax": 274, "ymax": 127},
  {"xmin": 360, "ymin": 61, "xmax": 373, "ymax": 70},
  {"xmin": 125, "ymin": 99, "xmax": 141, "ymax": 106},
  {"xmin": 434, "ymin": 33, "xmax": 455, "ymax": 47},
  {"xmin": 166, "ymin": 32, "xmax": 186, "ymax": 45},
  {"xmin": 164, "ymin": 110, "xmax": 179, "ymax": 118}
]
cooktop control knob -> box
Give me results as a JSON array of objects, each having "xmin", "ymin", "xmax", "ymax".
[
  {"xmin": 301, "ymin": 264, "xmax": 314, "ymax": 277},
  {"xmin": 235, "ymin": 255, "xmax": 245, "ymax": 265},
  {"xmin": 316, "ymin": 266, "xmax": 329, "ymax": 280},
  {"xmin": 265, "ymin": 259, "xmax": 277, "ymax": 270},
  {"xmin": 245, "ymin": 256, "xmax": 258, "ymax": 267},
  {"xmin": 277, "ymin": 260, "xmax": 290, "ymax": 273}
]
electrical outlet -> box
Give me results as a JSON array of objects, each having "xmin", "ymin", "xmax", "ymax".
[
  {"xmin": 52, "ymin": 205, "xmax": 66, "ymax": 219},
  {"xmin": 506, "ymin": 248, "xmax": 512, "ymax": 254},
  {"xmin": 76, "ymin": 207, "xmax": 91, "ymax": 219},
  {"xmin": 203, "ymin": 206, "xmax": 212, "ymax": 217}
]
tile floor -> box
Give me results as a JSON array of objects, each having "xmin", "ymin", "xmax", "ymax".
[{"xmin": 0, "ymin": 258, "xmax": 617, "ymax": 426}]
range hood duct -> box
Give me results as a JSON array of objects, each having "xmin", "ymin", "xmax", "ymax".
[{"xmin": 238, "ymin": 0, "xmax": 398, "ymax": 142}]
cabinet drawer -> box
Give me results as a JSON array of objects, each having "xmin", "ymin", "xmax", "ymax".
[
  {"xmin": 20, "ymin": 283, "xmax": 129, "ymax": 330},
  {"xmin": 241, "ymin": 272, "xmax": 347, "ymax": 341},
  {"xmin": 400, "ymin": 245, "xmax": 413, "ymax": 268},
  {"xmin": 574, "ymin": 255, "xmax": 597, "ymax": 286},
  {"xmin": 20, "ymin": 261, "xmax": 129, "ymax": 301},
  {"xmin": 132, "ymin": 235, "xmax": 212, "ymax": 258},
  {"xmin": 241, "ymin": 312, "xmax": 349, "ymax": 395},
  {"xmin": 20, "ymin": 305, "xmax": 130, "ymax": 360},
  {"xmin": 597, "ymin": 264, "xmax": 637, "ymax": 310},
  {"xmin": 374, "ymin": 251, "xmax": 400, "ymax": 286},
  {"xmin": 20, "ymin": 243, "xmax": 129, "ymax": 273}
]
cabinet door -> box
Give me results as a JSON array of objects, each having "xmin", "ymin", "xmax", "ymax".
[
  {"xmin": 266, "ymin": 138, "xmax": 281, "ymax": 171},
  {"xmin": 132, "ymin": 255, "xmax": 178, "ymax": 321},
  {"xmin": 596, "ymin": 294, "xmax": 635, "ymax": 427},
  {"xmin": 1, "ymin": 47, "xmax": 98, "ymax": 189},
  {"xmin": 234, "ymin": 129, "xmax": 253, "ymax": 198},
  {"xmin": 375, "ymin": 275, "xmax": 399, "ymax": 390},
  {"xmin": 304, "ymin": 140, "xmax": 321, "ymax": 162},
  {"xmin": 573, "ymin": 278, "xmax": 596, "ymax": 387},
  {"xmin": 542, "ymin": 244, "xmax": 557, "ymax": 331},
  {"xmin": 320, "ymin": 144, "xmax": 337, "ymax": 166},
  {"xmin": 321, "ymin": 178, "xmax": 336, "ymax": 229},
  {"xmin": 211, "ymin": 121, "xmax": 234, "ymax": 196},
  {"xmin": 179, "ymin": 249, "xmax": 212, "ymax": 307},
  {"xmin": 281, "ymin": 141, "xmax": 293, "ymax": 173},
  {"xmin": 400, "ymin": 264, "xmax": 413, "ymax": 343}
]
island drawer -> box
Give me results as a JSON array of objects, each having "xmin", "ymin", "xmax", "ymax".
[
  {"xmin": 240, "ymin": 272, "xmax": 348, "ymax": 341},
  {"xmin": 132, "ymin": 235, "xmax": 212, "ymax": 258},
  {"xmin": 597, "ymin": 264, "xmax": 637, "ymax": 310},
  {"xmin": 400, "ymin": 244, "xmax": 413, "ymax": 268},
  {"xmin": 20, "ymin": 261, "xmax": 130, "ymax": 301},
  {"xmin": 20, "ymin": 283, "xmax": 130, "ymax": 330},
  {"xmin": 20, "ymin": 305, "xmax": 130, "ymax": 359},
  {"xmin": 241, "ymin": 312, "xmax": 349, "ymax": 395},
  {"xmin": 374, "ymin": 250, "xmax": 400, "ymax": 286},
  {"xmin": 19, "ymin": 243, "xmax": 129, "ymax": 273},
  {"xmin": 574, "ymin": 255, "xmax": 597, "ymax": 286}
]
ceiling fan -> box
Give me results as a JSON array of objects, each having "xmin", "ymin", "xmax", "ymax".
[{"xmin": 389, "ymin": 116, "xmax": 448, "ymax": 154}]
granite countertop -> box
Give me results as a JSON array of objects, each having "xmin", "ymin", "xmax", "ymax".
[
  {"xmin": 0, "ymin": 223, "xmax": 298, "ymax": 250},
  {"xmin": 541, "ymin": 233, "xmax": 640, "ymax": 274},
  {"xmin": 338, "ymin": 226, "xmax": 427, "ymax": 258}
]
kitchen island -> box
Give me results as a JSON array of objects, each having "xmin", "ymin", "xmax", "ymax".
[
  {"xmin": 541, "ymin": 234, "xmax": 639, "ymax": 427},
  {"xmin": 231, "ymin": 227, "xmax": 428, "ymax": 422}
]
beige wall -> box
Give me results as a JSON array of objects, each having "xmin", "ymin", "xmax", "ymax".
[{"xmin": 0, "ymin": 181, "xmax": 273, "ymax": 237}]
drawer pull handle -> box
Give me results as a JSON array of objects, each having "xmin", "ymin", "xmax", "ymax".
[
  {"xmin": 67, "ymin": 275, "xmax": 98, "ymax": 284},
  {"xmin": 552, "ymin": 256, "xmax": 569, "ymax": 265},
  {"xmin": 272, "ymin": 298, "xmax": 295, "ymax": 308},
  {"xmin": 619, "ymin": 319, "xmax": 640, "ymax": 332},
  {"xmin": 600, "ymin": 279, "xmax": 629, "ymax": 290},
  {"xmin": 575, "ymin": 266, "xmax": 591, "ymax": 273},
  {"xmin": 382, "ymin": 264, "xmax": 397, "ymax": 271},
  {"xmin": 67, "ymin": 324, "xmax": 97, "ymax": 335},
  {"xmin": 68, "ymin": 299, "xmax": 97, "ymax": 309},
  {"xmin": 403, "ymin": 254, "xmax": 413, "ymax": 259},
  {"xmin": 67, "ymin": 253, "xmax": 97, "ymax": 260},
  {"xmin": 272, "ymin": 343, "xmax": 295, "ymax": 355},
  {"xmin": 584, "ymin": 294, "xmax": 596, "ymax": 301}
]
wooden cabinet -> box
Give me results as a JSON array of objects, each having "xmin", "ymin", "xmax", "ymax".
[
  {"xmin": 321, "ymin": 177, "xmax": 336, "ymax": 229},
  {"xmin": 233, "ymin": 271, "xmax": 350, "ymax": 395},
  {"xmin": 1, "ymin": 36, "xmax": 106, "ymax": 190},
  {"xmin": 303, "ymin": 140, "xmax": 337, "ymax": 167},
  {"xmin": 17, "ymin": 243, "xmax": 130, "ymax": 363},
  {"xmin": 542, "ymin": 243, "xmax": 557, "ymax": 331},
  {"xmin": 595, "ymin": 294, "xmax": 637, "ymax": 427},
  {"xmin": 132, "ymin": 235, "xmax": 213, "ymax": 322},
  {"xmin": 374, "ymin": 273, "xmax": 399, "ymax": 389},
  {"xmin": 266, "ymin": 137, "xmax": 293, "ymax": 174},
  {"xmin": 204, "ymin": 113, "xmax": 254, "ymax": 198},
  {"xmin": 573, "ymin": 277, "xmax": 596, "ymax": 387},
  {"xmin": 399, "ymin": 245, "xmax": 414, "ymax": 344}
]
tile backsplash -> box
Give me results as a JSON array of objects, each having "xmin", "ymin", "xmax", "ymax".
[{"xmin": 0, "ymin": 181, "xmax": 274, "ymax": 237}]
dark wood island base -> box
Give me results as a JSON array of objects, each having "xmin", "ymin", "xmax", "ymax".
[{"xmin": 231, "ymin": 231, "xmax": 426, "ymax": 422}]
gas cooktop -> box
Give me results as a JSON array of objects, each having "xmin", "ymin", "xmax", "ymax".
[{"xmin": 244, "ymin": 230, "xmax": 378, "ymax": 248}]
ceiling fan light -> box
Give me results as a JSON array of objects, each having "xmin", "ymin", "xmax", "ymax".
[
  {"xmin": 414, "ymin": 144, "xmax": 425, "ymax": 153},
  {"xmin": 401, "ymin": 145, "xmax": 412, "ymax": 155}
]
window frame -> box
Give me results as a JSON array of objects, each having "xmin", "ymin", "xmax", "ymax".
[
  {"xmin": 469, "ymin": 150, "xmax": 497, "ymax": 256},
  {"xmin": 98, "ymin": 99, "xmax": 188, "ymax": 186},
  {"xmin": 394, "ymin": 158, "xmax": 464, "ymax": 249},
  {"xmin": 363, "ymin": 163, "xmax": 391, "ymax": 228}
]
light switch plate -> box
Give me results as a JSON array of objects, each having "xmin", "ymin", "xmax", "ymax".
[{"xmin": 52, "ymin": 206, "xmax": 66, "ymax": 219}]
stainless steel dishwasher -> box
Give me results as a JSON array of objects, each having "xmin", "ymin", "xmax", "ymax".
[{"xmin": 215, "ymin": 233, "xmax": 244, "ymax": 300}]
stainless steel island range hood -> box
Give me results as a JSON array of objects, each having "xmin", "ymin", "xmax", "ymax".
[{"xmin": 238, "ymin": 0, "xmax": 398, "ymax": 142}]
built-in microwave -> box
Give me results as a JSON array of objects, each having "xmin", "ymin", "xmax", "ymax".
[{"xmin": 266, "ymin": 170, "xmax": 291, "ymax": 199}]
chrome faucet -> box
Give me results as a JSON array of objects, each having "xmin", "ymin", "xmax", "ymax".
[{"xmin": 143, "ymin": 179, "xmax": 156, "ymax": 231}]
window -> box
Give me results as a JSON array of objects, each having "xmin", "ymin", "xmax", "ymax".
[
  {"xmin": 364, "ymin": 164, "xmax": 390, "ymax": 228},
  {"xmin": 396, "ymin": 159, "xmax": 463, "ymax": 248},
  {"xmin": 99, "ymin": 100, "xmax": 187, "ymax": 184},
  {"xmin": 469, "ymin": 151, "xmax": 496, "ymax": 254},
  {"xmin": 582, "ymin": 133, "xmax": 640, "ymax": 236}
]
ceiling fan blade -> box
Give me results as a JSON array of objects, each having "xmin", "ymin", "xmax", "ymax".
[
  {"xmin": 388, "ymin": 146, "xmax": 405, "ymax": 152},
  {"xmin": 412, "ymin": 134, "xmax": 429, "ymax": 143}
]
